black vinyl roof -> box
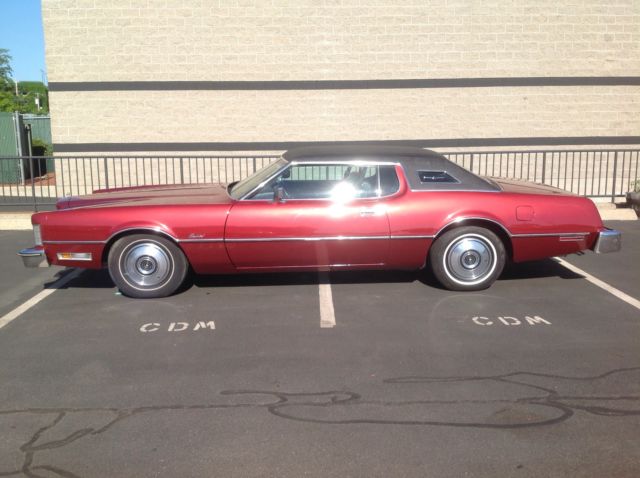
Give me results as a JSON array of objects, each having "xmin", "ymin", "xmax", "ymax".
[
  {"xmin": 283, "ymin": 146, "xmax": 500, "ymax": 192},
  {"xmin": 283, "ymin": 145, "xmax": 440, "ymax": 162}
]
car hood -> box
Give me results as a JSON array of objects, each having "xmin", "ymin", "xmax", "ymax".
[
  {"xmin": 490, "ymin": 178, "xmax": 574, "ymax": 196},
  {"xmin": 57, "ymin": 183, "xmax": 233, "ymax": 209}
]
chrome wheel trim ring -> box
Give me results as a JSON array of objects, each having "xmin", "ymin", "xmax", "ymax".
[
  {"xmin": 118, "ymin": 239, "xmax": 175, "ymax": 291},
  {"xmin": 442, "ymin": 233, "xmax": 498, "ymax": 286}
]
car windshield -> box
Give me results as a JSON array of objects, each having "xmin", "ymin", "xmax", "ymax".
[{"xmin": 228, "ymin": 159, "xmax": 288, "ymax": 200}]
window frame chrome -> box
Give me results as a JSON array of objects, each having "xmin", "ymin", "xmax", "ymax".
[{"xmin": 239, "ymin": 160, "xmax": 403, "ymax": 202}]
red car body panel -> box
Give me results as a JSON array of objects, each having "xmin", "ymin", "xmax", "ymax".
[
  {"xmin": 225, "ymin": 199, "xmax": 391, "ymax": 269},
  {"xmin": 30, "ymin": 161, "xmax": 605, "ymax": 274}
]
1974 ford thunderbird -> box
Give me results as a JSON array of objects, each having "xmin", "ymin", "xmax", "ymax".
[{"xmin": 19, "ymin": 146, "xmax": 621, "ymax": 298}]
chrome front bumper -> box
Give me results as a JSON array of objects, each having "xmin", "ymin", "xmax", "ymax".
[
  {"xmin": 592, "ymin": 228, "xmax": 622, "ymax": 254},
  {"xmin": 18, "ymin": 248, "xmax": 50, "ymax": 268}
]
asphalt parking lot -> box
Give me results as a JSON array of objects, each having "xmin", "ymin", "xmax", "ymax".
[{"xmin": 1, "ymin": 222, "xmax": 639, "ymax": 478}]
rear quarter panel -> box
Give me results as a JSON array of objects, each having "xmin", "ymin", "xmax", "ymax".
[{"xmin": 386, "ymin": 190, "xmax": 603, "ymax": 267}]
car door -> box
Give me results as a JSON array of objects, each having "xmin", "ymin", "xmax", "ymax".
[{"xmin": 224, "ymin": 162, "xmax": 400, "ymax": 270}]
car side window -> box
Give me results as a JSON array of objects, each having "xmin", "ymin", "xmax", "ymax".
[{"xmin": 249, "ymin": 164, "xmax": 400, "ymax": 200}]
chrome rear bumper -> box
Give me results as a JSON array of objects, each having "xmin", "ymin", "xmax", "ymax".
[
  {"xmin": 18, "ymin": 248, "xmax": 49, "ymax": 268},
  {"xmin": 592, "ymin": 228, "xmax": 622, "ymax": 254}
]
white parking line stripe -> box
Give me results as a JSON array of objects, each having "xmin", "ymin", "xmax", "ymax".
[
  {"xmin": 555, "ymin": 257, "xmax": 640, "ymax": 311},
  {"xmin": 318, "ymin": 273, "xmax": 336, "ymax": 328},
  {"xmin": 0, "ymin": 269, "xmax": 82, "ymax": 330}
]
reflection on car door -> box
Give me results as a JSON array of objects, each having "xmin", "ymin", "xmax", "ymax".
[
  {"xmin": 224, "ymin": 163, "xmax": 395, "ymax": 269},
  {"xmin": 225, "ymin": 198, "xmax": 390, "ymax": 269}
]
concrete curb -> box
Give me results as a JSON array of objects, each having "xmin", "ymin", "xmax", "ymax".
[
  {"xmin": 599, "ymin": 209, "xmax": 639, "ymax": 221},
  {"xmin": 0, "ymin": 205, "xmax": 636, "ymax": 231},
  {"xmin": 0, "ymin": 213, "xmax": 33, "ymax": 230}
]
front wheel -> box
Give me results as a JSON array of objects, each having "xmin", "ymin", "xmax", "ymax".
[
  {"xmin": 108, "ymin": 234, "xmax": 188, "ymax": 298},
  {"xmin": 429, "ymin": 226, "xmax": 506, "ymax": 291}
]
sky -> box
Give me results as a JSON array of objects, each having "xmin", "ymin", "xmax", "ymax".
[{"xmin": 0, "ymin": 0, "xmax": 47, "ymax": 82}]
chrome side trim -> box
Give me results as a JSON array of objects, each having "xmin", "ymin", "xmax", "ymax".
[
  {"xmin": 435, "ymin": 217, "xmax": 512, "ymax": 238},
  {"xmin": 44, "ymin": 240, "xmax": 106, "ymax": 245},
  {"xmin": 225, "ymin": 234, "xmax": 434, "ymax": 242},
  {"xmin": 559, "ymin": 236, "xmax": 588, "ymax": 242},
  {"xmin": 289, "ymin": 160, "xmax": 401, "ymax": 166},
  {"xmin": 330, "ymin": 262, "xmax": 385, "ymax": 267},
  {"xmin": 511, "ymin": 232, "xmax": 590, "ymax": 238},
  {"xmin": 390, "ymin": 235, "xmax": 434, "ymax": 240},
  {"xmin": 226, "ymin": 235, "xmax": 390, "ymax": 242},
  {"xmin": 236, "ymin": 262, "xmax": 386, "ymax": 270},
  {"xmin": 105, "ymin": 227, "xmax": 180, "ymax": 244},
  {"xmin": 180, "ymin": 238, "xmax": 225, "ymax": 243},
  {"xmin": 44, "ymin": 228, "xmax": 181, "ymax": 245},
  {"xmin": 408, "ymin": 189, "xmax": 502, "ymax": 193},
  {"xmin": 241, "ymin": 190, "xmax": 402, "ymax": 202},
  {"xmin": 45, "ymin": 234, "xmax": 432, "ymax": 245},
  {"xmin": 48, "ymin": 231, "xmax": 592, "ymax": 245},
  {"xmin": 45, "ymin": 233, "xmax": 225, "ymax": 245}
]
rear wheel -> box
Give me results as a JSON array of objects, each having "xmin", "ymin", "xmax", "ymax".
[
  {"xmin": 108, "ymin": 234, "xmax": 188, "ymax": 298},
  {"xmin": 429, "ymin": 226, "xmax": 506, "ymax": 291}
]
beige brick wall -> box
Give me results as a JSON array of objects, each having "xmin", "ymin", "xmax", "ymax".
[
  {"xmin": 50, "ymin": 86, "xmax": 639, "ymax": 144},
  {"xmin": 42, "ymin": 0, "xmax": 640, "ymax": 81},
  {"xmin": 41, "ymin": 0, "xmax": 640, "ymax": 157}
]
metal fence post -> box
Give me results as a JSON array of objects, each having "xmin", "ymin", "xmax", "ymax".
[
  {"xmin": 541, "ymin": 152, "xmax": 547, "ymax": 184},
  {"xmin": 103, "ymin": 157, "xmax": 109, "ymax": 189},
  {"xmin": 14, "ymin": 112, "xmax": 25, "ymax": 184},
  {"xmin": 611, "ymin": 151, "xmax": 618, "ymax": 203},
  {"xmin": 179, "ymin": 157, "xmax": 184, "ymax": 184},
  {"xmin": 470, "ymin": 153, "xmax": 475, "ymax": 173},
  {"xmin": 25, "ymin": 124, "xmax": 37, "ymax": 212}
]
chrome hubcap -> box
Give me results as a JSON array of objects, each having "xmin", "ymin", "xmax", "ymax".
[
  {"xmin": 445, "ymin": 234, "xmax": 495, "ymax": 284},
  {"xmin": 122, "ymin": 242, "xmax": 172, "ymax": 288}
]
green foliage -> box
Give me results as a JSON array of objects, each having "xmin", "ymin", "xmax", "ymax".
[
  {"xmin": 14, "ymin": 84, "xmax": 49, "ymax": 114},
  {"xmin": 0, "ymin": 48, "xmax": 49, "ymax": 114},
  {"xmin": 31, "ymin": 138, "xmax": 52, "ymax": 156},
  {"xmin": 0, "ymin": 90, "xmax": 17, "ymax": 111},
  {"xmin": 0, "ymin": 48, "xmax": 16, "ymax": 113},
  {"xmin": 630, "ymin": 179, "xmax": 640, "ymax": 193}
]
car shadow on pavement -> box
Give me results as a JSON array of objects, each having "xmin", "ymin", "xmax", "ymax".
[
  {"xmin": 191, "ymin": 258, "xmax": 583, "ymax": 290},
  {"xmin": 45, "ymin": 268, "xmax": 113, "ymax": 290},
  {"xmin": 48, "ymin": 258, "xmax": 584, "ymax": 294},
  {"xmin": 500, "ymin": 258, "xmax": 583, "ymax": 281},
  {"xmin": 192, "ymin": 269, "xmax": 425, "ymax": 289}
]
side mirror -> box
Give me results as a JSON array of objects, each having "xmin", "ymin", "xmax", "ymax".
[{"xmin": 273, "ymin": 186, "xmax": 286, "ymax": 203}]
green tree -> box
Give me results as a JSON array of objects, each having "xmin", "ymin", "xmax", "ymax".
[
  {"xmin": 0, "ymin": 48, "xmax": 49, "ymax": 114},
  {"xmin": 15, "ymin": 81, "xmax": 49, "ymax": 114},
  {"xmin": 0, "ymin": 48, "xmax": 18, "ymax": 112},
  {"xmin": 0, "ymin": 91, "xmax": 17, "ymax": 111}
]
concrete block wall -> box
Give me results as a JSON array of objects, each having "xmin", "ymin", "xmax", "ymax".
[
  {"xmin": 43, "ymin": 0, "xmax": 640, "ymax": 82},
  {"xmin": 40, "ymin": 1, "xmax": 640, "ymax": 163}
]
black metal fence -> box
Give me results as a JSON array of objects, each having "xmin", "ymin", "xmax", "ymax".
[{"xmin": 1, "ymin": 149, "xmax": 638, "ymax": 211}]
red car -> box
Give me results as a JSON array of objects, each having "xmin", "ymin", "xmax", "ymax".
[{"xmin": 19, "ymin": 146, "xmax": 621, "ymax": 298}]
